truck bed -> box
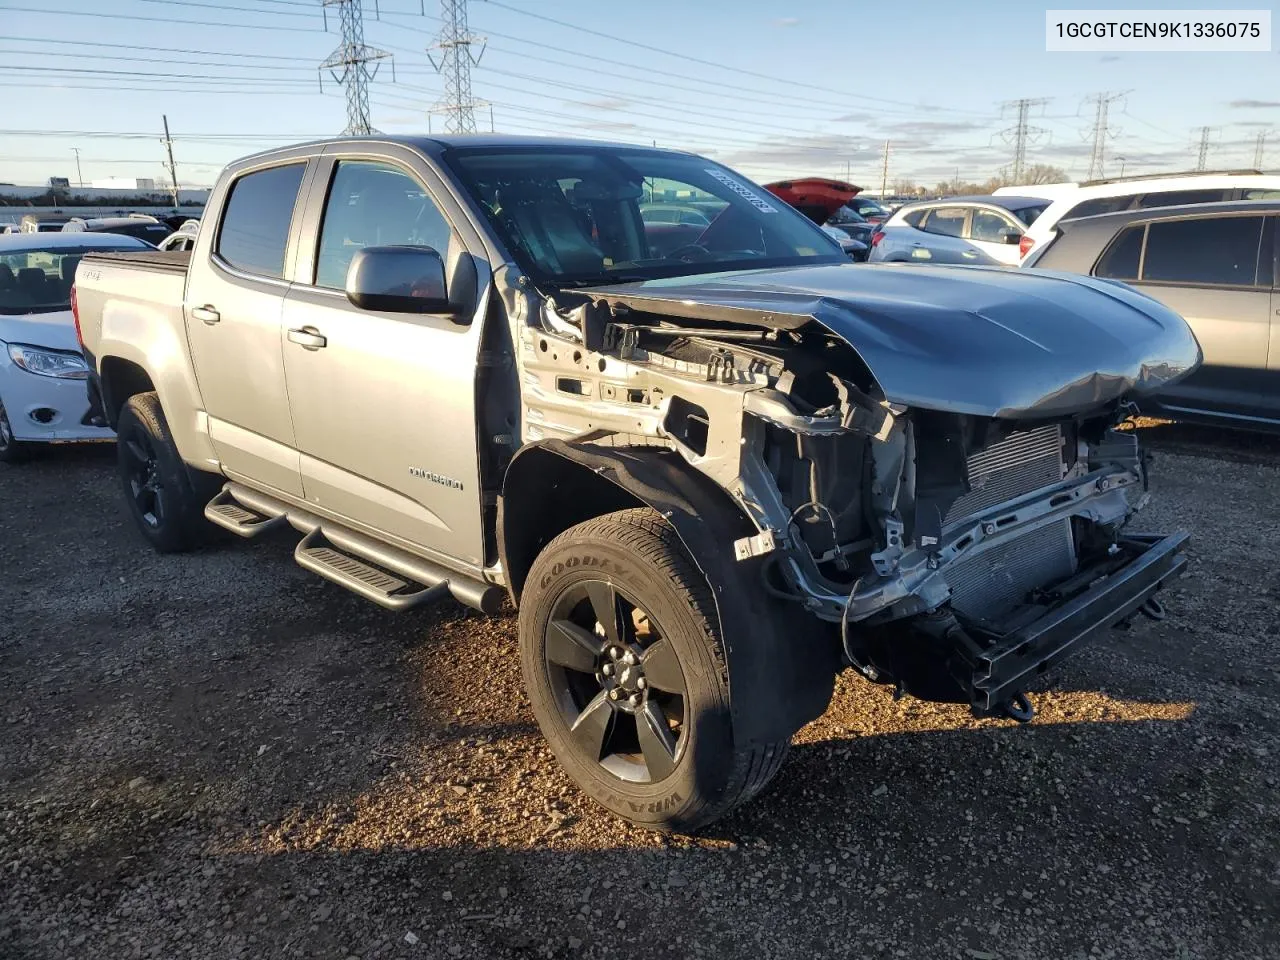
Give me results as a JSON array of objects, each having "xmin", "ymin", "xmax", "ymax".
[{"xmin": 81, "ymin": 249, "xmax": 191, "ymax": 273}]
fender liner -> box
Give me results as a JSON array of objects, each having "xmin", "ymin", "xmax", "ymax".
[{"xmin": 499, "ymin": 440, "xmax": 839, "ymax": 746}]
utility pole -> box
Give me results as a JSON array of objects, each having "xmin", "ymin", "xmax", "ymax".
[
  {"xmin": 1083, "ymin": 91, "xmax": 1127, "ymax": 180},
  {"xmin": 161, "ymin": 115, "xmax": 180, "ymax": 210},
  {"xmin": 429, "ymin": 0, "xmax": 486, "ymax": 134},
  {"xmin": 1254, "ymin": 130, "xmax": 1269, "ymax": 169},
  {"xmin": 997, "ymin": 98, "xmax": 1050, "ymax": 184},
  {"xmin": 319, "ymin": 0, "xmax": 392, "ymax": 136},
  {"xmin": 71, "ymin": 147, "xmax": 83, "ymax": 187},
  {"xmin": 1115, "ymin": 156, "xmax": 1127, "ymax": 178},
  {"xmin": 879, "ymin": 140, "xmax": 890, "ymax": 199},
  {"xmin": 1194, "ymin": 126, "xmax": 1214, "ymax": 171}
]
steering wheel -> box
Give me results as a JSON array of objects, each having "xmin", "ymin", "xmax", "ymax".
[{"xmin": 667, "ymin": 243, "xmax": 714, "ymax": 263}]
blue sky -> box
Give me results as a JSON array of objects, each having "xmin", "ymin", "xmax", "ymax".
[{"xmin": 0, "ymin": 0, "xmax": 1273, "ymax": 188}]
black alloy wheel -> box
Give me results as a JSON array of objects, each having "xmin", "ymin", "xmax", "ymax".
[
  {"xmin": 120, "ymin": 431, "xmax": 166, "ymax": 528},
  {"xmin": 543, "ymin": 578, "xmax": 689, "ymax": 784}
]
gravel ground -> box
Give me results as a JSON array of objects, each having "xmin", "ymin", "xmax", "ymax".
[{"xmin": 2, "ymin": 424, "xmax": 1279, "ymax": 960}]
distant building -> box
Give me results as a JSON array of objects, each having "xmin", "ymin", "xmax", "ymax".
[{"xmin": 89, "ymin": 177, "xmax": 158, "ymax": 191}]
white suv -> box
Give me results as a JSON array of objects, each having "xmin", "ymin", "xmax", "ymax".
[{"xmin": 994, "ymin": 171, "xmax": 1280, "ymax": 261}]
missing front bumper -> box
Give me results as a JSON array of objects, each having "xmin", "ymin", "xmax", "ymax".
[{"xmin": 945, "ymin": 532, "xmax": 1188, "ymax": 714}]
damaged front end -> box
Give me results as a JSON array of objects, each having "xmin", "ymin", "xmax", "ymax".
[{"xmin": 505, "ymin": 264, "xmax": 1197, "ymax": 719}]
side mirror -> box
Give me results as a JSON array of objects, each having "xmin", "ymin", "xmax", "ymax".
[
  {"xmin": 345, "ymin": 245, "xmax": 450, "ymax": 314},
  {"xmin": 1000, "ymin": 229, "xmax": 1022, "ymax": 245}
]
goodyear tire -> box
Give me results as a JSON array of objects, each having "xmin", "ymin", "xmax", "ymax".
[{"xmin": 519, "ymin": 507, "xmax": 788, "ymax": 832}]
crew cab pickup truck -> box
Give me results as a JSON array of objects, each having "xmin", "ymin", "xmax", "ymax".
[{"xmin": 74, "ymin": 135, "xmax": 1201, "ymax": 832}]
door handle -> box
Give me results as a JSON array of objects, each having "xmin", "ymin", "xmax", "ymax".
[
  {"xmin": 191, "ymin": 305, "xmax": 220, "ymax": 325},
  {"xmin": 962, "ymin": 250, "xmax": 979, "ymax": 259},
  {"xmin": 287, "ymin": 327, "xmax": 327, "ymax": 350}
]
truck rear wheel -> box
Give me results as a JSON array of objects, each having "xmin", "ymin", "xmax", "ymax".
[
  {"xmin": 519, "ymin": 507, "xmax": 788, "ymax": 832},
  {"xmin": 116, "ymin": 392, "xmax": 222, "ymax": 553}
]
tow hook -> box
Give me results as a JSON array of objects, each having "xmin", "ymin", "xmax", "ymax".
[
  {"xmin": 1138, "ymin": 596, "xmax": 1166, "ymax": 621},
  {"xmin": 1001, "ymin": 692, "xmax": 1036, "ymax": 723}
]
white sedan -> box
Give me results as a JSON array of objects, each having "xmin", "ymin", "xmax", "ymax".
[{"xmin": 0, "ymin": 232, "xmax": 152, "ymax": 461}]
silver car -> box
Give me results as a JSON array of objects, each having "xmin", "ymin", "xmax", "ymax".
[{"xmin": 869, "ymin": 195, "xmax": 1050, "ymax": 266}]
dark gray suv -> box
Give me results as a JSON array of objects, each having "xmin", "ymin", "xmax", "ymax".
[{"xmin": 1025, "ymin": 200, "xmax": 1278, "ymax": 432}]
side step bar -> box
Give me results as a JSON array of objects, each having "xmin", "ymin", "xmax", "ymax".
[
  {"xmin": 295, "ymin": 528, "xmax": 451, "ymax": 611},
  {"xmin": 204, "ymin": 488, "xmax": 288, "ymax": 538},
  {"xmin": 209, "ymin": 482, "xmax": 506, "ymax": 614}
]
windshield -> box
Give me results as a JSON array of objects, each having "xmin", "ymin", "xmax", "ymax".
[
  {"xmin": 444, "ymin": 146, "xmax": 844, "ymax": 286},
  {"xmin": 0, "ymin": 242, "xmax": 142, "ymax": 314}
]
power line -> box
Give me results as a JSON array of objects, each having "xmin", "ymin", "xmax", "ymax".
[
  {"xmin": 3, "ymin": 35, "xmax": 317, "ymax": 61},
  {"xmin": 320, "ymin": 0, "xmax": 393, "ymax": 135},
  {"xmin": 428, "ymin": 0, "xmax": 485, "ymax": 133},
  {"xmin": 0, "ymin": 5, "xmax": 322, "ymax": 31},
  {"xmin": 997, "ymin": 98, "xmax": 1050, "ymax": 183},
  {"xmin": 1083, "ymin": 91, "xmax": 1127, "ymax": 179}
]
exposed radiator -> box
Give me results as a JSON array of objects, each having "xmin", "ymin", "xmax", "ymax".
[{"xmin": 942, "ymin": 424, "xmax": 1077, "ymax": 620}]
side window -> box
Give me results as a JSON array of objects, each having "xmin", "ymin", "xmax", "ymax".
[
  {"xmin": 315, "ymin": 160, "xmax": 452, "ymax": 289},
  {"xmin": 901, "ymin": 209, "xmax": 926, "ymax": 228},
  {"xmin": 217, "ymin": 163, "xmax": 306, "ymax": 279},
  {"xmin": 1135, "ymin": 189, "xmax": 1229, "ymax": 209},
  {"xmin": 921, "ymin": 207, "xmax": 967, "ymax": 237},
  {"xmin": 1142, "ymin": 216, "xmax": 1265, "ymax": 286},
  {"xmin": 970, "ymin": 209, "xmax": 1017, "ymax": 242},
  {"xmin": 1094, "ymin": 224, "xmax": 1144, "ymax": 280}
]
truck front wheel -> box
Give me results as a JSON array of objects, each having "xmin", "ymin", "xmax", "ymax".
[
  {"xmin": 519, "ymin": 507, "xmax": 788, "ymax": 832},
  {"xmin": 116, "ymin": 392, "xmax": 222, "ymax": 553}
]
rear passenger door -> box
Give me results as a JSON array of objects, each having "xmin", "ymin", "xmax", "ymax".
[
  {"xmin": 279, "ymin": 148, "xmax": 490, "ymax": 571},
  {"xmin": 185, "ymin": 159, "xmax": 310, "ymax": 497},
  {"xmin": 1121, "ymin": 214, "xmax": 1273, "ymax": 420}
]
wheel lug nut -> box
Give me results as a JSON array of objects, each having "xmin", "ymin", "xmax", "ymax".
[
  {"xmin": 602, "ymin": 663, "xmax": 615, "ymax": 677},
  {"xmin": 622, "ymin": 651, "xmax": 638, "ymax": 666},
  {"xmin": 629, "ymin": 693, "xmax": 643, "ymax": 706},
  {"xmin": 607, "ymin": 689, "xmax": 621, "ymax": 701},
  {"xmin": 609, "ymin": 646, "xmax": 621, "ymax": 660},
  {"xmin": 636, "ymin": 677, "xmax": 647, "ymax": 690}
]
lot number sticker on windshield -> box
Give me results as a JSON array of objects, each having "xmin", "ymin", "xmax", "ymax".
[{"xmin": 705, "ymin": 169, "xmax": 778, "ymax": 213}]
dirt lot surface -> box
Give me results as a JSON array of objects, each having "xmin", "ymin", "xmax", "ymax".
[{"xmin": 3, "ymin": 423, "xmax": 1279, "ymax": 960}]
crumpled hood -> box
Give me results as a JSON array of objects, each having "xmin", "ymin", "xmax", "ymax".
[
  {"xmin": 580, "ymin": 262, "xmax": 1203, "ymax": 419},
  {"xmin": 0, "ymin": 310, "xmax": 79, "ymax": 352}
]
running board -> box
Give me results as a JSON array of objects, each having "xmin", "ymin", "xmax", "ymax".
[
  {"xmin": 204, "ymin": 488, "xmax": 288, "ymax": 538},
  {"xmin": 295, "ymin": 528, "xmax": 451, "ymax": 611},
  {"xmin": 213, "ymin": 482, "xmax": 506, "ymax": 615}
]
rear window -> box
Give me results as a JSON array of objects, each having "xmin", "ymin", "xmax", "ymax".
[
  {"xmin": 216, "ymin": 163, "xmax": 306, "ymax": 279},
  {"xmin": 1012, "ymin": 203, "xmax": 1048, "ymax": 226},
  {"xmin": 1067, "ymin": 196, "xmax": 1134, "ymax": 219},
  {"xmin": 1094, "ymin": 225, "xmax": 1144, "ymax": 280},
  {"xmin": 0, "ymin": 242, "xmax": 145, "ymax": 314},
  {"xmin": 1141, "ymin": 215, "xmax": 1265, "ymax": 286},
  {"xmin": 900, "ymin": 209, "xmax": 926, "ymax": 227}
]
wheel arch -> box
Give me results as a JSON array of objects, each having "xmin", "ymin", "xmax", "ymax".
[
  {"xmin": 499, "ymin": 439, "xmax": 839, "ymax": 745},
  {"xmin": 99, "ymin": 355, "xmax": 156, "ymax": 429}
]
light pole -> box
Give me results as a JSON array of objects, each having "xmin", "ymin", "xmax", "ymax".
[
  {"xmin": 1116, "ymin": 156, "xmax": 1127, "ymax": 178},
  {"xmin": 71, "ymin": 147, "xmax": 83, "ymax": 187}
]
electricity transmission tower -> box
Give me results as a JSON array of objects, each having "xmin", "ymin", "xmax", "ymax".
[
  {"xmin": 1193, "ymin": 126, "xmax": 1215, "ymax": 171},
  {"xmin": 997, "ymin": 98, "xmax": 1050, "ymax": 184},
  {"xmin": 319, "ymin": 0, "xmax": 392, "ymax": 136},
  {"xmin": 1083, "ymin": 91, "xmax": 1127, "ymax": 180},
  {"xmin": 1254, "ymin": 130, "xmax": 1270, "ymax": 169},
  {"xmin": 429, "ymin": 0, "xmax": 486, "ymax": 134}
]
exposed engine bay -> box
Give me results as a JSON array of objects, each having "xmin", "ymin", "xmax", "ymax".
[{"xmin": 500, "ymin": 268, "xmax": 1183, "ymax": 717}]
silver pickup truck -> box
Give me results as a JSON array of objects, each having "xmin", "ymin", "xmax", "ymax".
[{"xmin": 74, "ymin": 135, "xmax": 1201, "ymax": 831}]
